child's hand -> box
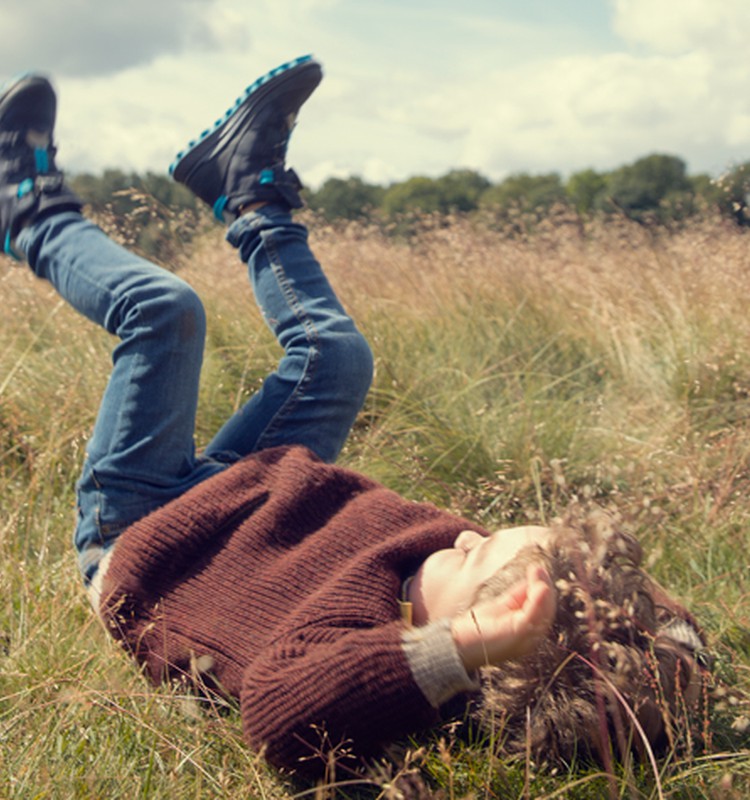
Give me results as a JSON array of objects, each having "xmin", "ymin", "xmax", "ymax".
[{"xmin": 450, "ymin": 565, "xmax": 556, "ymax": 672}]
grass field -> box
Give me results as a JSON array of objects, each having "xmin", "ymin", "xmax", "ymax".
[{"xmin": 2, "ymin": 209, "xmax": 750, "ymax": 798}]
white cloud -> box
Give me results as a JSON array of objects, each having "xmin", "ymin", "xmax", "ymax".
[
  {"xmin": 7, "ymin": 0, "xmax": 750, "ymax": 185},
  {"xmin": 0, "ymin": 0, "xmax": 222, "ymax": 76},
  {"xmin": 726, "ymin": 114, "xmax": 750, "ymax": 148},
  {"xmin": 458, "ymin": 45, "xmax": 749, "ymax": 177},
  {"xmin": 614, "ymin": 0, "xmax": 750, "ymax": 56}
]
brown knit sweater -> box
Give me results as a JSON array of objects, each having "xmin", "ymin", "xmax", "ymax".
[{"xmin": 97, "ymin": 445, "xmax": 485, "ymax": 776}]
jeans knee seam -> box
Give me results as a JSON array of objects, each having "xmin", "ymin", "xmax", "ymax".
[{"xmin": 253, "ymin": 229, "xmax": 323, "ymax": 449}]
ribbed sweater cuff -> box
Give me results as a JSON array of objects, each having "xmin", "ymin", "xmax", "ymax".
[
  {"xmin": 401, "ymin": 618, "xmax": 480, "ymax": 707},
  {"xmin": 87, "ymin": 547, "xmax": 116, "ymax": 613}
]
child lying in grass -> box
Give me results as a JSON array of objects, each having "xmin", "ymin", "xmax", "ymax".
[{"xmin": 0, "ymin": 55, "xmax": 711, "ymax": 780}]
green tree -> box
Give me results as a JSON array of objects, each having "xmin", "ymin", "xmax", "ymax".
[
  {"xmin": 68, "ymin": 170, "xmax": 202, "ymax": 262},
  {"xmin": 381, "ymin": 170, "xmax": 491, "ymax": 218},
  {"xmin": 434, "ymin": 169, "xmax": 491, "ymax": 212},
  {"xmin": 712, "ymin": 161, "xmax": 750, "ymax": 225},
  {"xmin": 70, "ymin": 168, "xmax": 133, "ymax": 211},
  {"xmin": 70, "ymin": 170, "xmax": 197, "ymax": 215},
  {"xmin": 139, "ymin": 172, "xmax": 199, "ymax": 211},
  {"xmin": 306, "ymin": 176, "xmax": 384, "ymax": 221},
  {"xmin": 381, "ymin": 176, "xmax": 445, "ymax": 217},
  {"xmin": 688, "ymin": 173, "xmax": 719, "ymax": 214},
  {"xmin": 602, "ymin": 154, "xmax": 692, "ymax": 220},
  {"xmin": 479, "ymin": 172, "xmax": 567, "ymax": 214},
  {"xmin": 566, "ymin": 169, "xmax": 606, "ymax": 214}
]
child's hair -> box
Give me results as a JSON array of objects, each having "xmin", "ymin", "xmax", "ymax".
[{"xmin": 473, "ymin": 510, "xmax": 712, "ymax": 766}]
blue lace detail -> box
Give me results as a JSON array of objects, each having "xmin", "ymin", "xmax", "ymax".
[
  {"xmin": 17, "ymin": 177, "xmax": 34, "ymax": 198},
  {"xmin": 34, "ymin": 147, "xmax": 49, "ymax": 173},
  {"xmin": 213, "ymin": 195, "xmax": 228, "ymax": 222}
]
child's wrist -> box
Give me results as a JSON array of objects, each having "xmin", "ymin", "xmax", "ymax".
[
  {"xmin": 451, "ymin": 611, "xmax": 491, "ymax": 672},
  {"xmin": 402, "ymin": 618, "xmax": 480, "ymax": 707}
]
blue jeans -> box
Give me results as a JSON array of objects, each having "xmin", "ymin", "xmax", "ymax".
[{"xmin": 18, "ymin": 205, "xmax": 373, "ymax": 582}]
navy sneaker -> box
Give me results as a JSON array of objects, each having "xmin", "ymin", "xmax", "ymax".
[
  {"xmin": 0, "ymin": 73, "xmax": 82, "ymax": 258},
  {"xmin": 170, "ymin": 55, "xmax": 322, "ymax": 222}
]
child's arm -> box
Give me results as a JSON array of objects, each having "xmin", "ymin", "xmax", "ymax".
[
  {"xmin": 239, "ymin": 568, "xmax": 555, "ymax": 774},
  {"xmin": 239, "ymin": 619, "xmax": 451, "ymax": 774}
]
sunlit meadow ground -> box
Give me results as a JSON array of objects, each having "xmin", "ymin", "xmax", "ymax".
[{"xmin": 2, "ymin": 208, "xmax": 750, "ymax": 798}]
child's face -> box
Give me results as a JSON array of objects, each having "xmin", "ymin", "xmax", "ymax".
[{"xmin": 408, "ymin": 525, "xmax": 551, "ymax": 624}]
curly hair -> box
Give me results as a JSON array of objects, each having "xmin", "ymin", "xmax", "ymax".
[{"xmin": 473, "ymin": 511, "xmax": 712, "ymax": 766}]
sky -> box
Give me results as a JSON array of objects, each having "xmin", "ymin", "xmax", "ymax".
[{"xmin": 2, "ymin": 0, "xmax": 750, "ymax": 188}]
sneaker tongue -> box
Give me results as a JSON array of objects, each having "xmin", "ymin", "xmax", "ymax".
[{"xmin": 26, "ymin": 130, "xmax": 51, "ymax": 148}]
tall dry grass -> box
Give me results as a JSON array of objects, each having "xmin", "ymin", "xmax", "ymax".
[{"xmin": 1, "ymin": 210, "xmax": 750, "ymax": 798}]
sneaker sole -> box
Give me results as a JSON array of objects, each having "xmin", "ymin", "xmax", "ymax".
[{"xmin": 169, "ymin": 54, "xmax": 321, "ymax": 182}]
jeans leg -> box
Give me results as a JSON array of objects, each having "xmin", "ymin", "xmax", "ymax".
[
  {"xmin": 18, "ymin": 212, "xmax": 223, "ymax": 579},
  {"xmin": 205, "ymin": 206, "xmax": 373, "ymax": 463}
]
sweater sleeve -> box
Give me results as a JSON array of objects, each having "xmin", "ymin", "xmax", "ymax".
[
  {"xmin": 240, "ymin": 618, "xmax": 459, "ymax": 776},
  {"xmin": 401, "ymin": 618, "xmax": 480, "ymax": 706}
]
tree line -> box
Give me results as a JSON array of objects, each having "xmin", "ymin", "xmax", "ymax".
[
  {"xmin": 68, "ymin": 153, "xmax": 750, "ymax": 258},
  {"xmin": 305, "ymin": 154, "xmax": 750, "ymax": 227}
]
